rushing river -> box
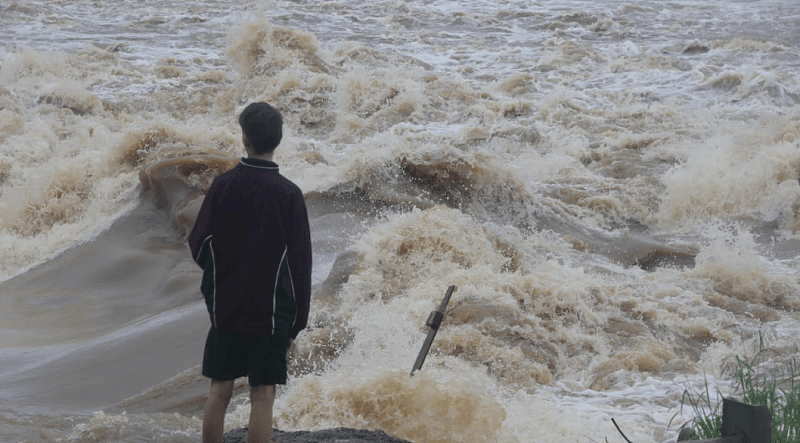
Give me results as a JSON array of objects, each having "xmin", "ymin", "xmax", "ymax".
[{"xmin": 1, "ymin": 0, "xmax": 799, "ymax": 441}]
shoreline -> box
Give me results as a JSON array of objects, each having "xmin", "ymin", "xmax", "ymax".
[{"xmin": 223, "ymin": 427, "xmax": 413, "ymax": 443}]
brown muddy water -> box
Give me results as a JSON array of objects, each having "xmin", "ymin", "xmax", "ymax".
[{"xmin": 1, "ymin": 0, "xmax": 799, "ymax": 441}]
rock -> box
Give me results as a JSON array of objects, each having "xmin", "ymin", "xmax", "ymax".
[
  {"xmin": 677, "ymin": 426, "xmax": 697, "ymax": 441},
  {"xmin": 223, "ymin": 427, "xmax": 413, "ymax": 443}
]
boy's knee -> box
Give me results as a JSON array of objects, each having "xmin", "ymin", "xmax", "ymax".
[
  {"xmin": 250, "ymin": 384, "xmax": 276, "ymax": 404},
  {"xmin": 209, "ymin": 380, "xmax": 235, "ymax": 402}
]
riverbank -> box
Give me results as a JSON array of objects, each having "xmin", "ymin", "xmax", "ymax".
[{"xmin": 223, "ymin": 427, "xmax": 412, "ymax": 443}]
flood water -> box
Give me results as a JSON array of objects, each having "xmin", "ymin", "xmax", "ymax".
[{"xmin": 1, "ymin": 0, "xmax": 799, "ymax": 441}]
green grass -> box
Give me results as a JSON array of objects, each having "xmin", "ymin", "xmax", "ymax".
[{"xmin": 674, "ymin": 334, "xmax": 800, "ymax": 442}]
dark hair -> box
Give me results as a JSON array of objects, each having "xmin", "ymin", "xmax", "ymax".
[{"xmin": 238, "ymin": 102, "xmax": 283, "ymax": 155}]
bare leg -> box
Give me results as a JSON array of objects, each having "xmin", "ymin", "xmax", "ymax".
[
  {"xmin": 203, "ymin": 380, "xmax": 234, "ymax": 443},
  {"xmin": 247, "ymin": 384, "xmax": 276, "ymax": 443}
]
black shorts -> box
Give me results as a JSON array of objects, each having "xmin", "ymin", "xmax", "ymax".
[{"xmin": 202, "ymin": 327, "xmax": 290, "ymax": 386}]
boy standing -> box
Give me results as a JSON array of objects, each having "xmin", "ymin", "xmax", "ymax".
[{"xmin": 189, "ymin": 102, "xmax": 312, "ymax": 443}]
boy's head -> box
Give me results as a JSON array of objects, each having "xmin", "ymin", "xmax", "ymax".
[{"xmin": 238, "ymin": 102, "xmax": 283, "ymax": 155}]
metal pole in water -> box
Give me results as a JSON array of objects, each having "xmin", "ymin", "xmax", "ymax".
[{"xmin": 410, "ymin": 285, "xmax": 456, "ymax": 376}]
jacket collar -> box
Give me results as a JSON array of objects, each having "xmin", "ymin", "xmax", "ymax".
[{"xmin": 240, "ymin": 157, "xmax": 279, "ymax": 170}]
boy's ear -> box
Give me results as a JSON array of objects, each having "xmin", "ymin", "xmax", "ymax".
[{"xmin": 242, "ymin": 133, "xmax": 256, "ymax": 156}]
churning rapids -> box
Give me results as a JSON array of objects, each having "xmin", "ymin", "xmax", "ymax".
[{"xmin": 1, "ymin": 0, "xmax": 799, "ymax": 442}]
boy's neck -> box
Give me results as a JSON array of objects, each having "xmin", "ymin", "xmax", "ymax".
[{"xmin": 247, "ymin": 152, "xmax": 274, "ymax": 162}]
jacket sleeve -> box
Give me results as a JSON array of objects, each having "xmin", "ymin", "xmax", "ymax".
[
  {"xmin": 189, "ymin": 186, "xmax": 215, "ymax": 269},
  {"xmin": 287, "ymin": 190, "xmax": 313, "ymax": 339}
]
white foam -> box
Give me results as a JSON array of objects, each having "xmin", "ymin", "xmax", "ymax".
[{"xmin": 2, "ymin": 0, "xmax": 800, "ymax": 441}]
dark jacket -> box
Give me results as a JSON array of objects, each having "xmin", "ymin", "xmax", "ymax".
[{"xmin": 188, "ymin": 157, "xmax": 312, "ymax": 338}]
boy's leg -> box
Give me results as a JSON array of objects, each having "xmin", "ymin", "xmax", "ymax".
[
  {"xmin": 247, "ymin": 384, "xmax": 276, "ymax": 443},
  {"xmin": 203, "ymin": 379, "xmax": 235, "ymax": 443}
]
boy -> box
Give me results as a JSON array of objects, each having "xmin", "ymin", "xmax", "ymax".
[{"xmin": 189, "ymin": 102, "xmax": 312, "ymax": 443}]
